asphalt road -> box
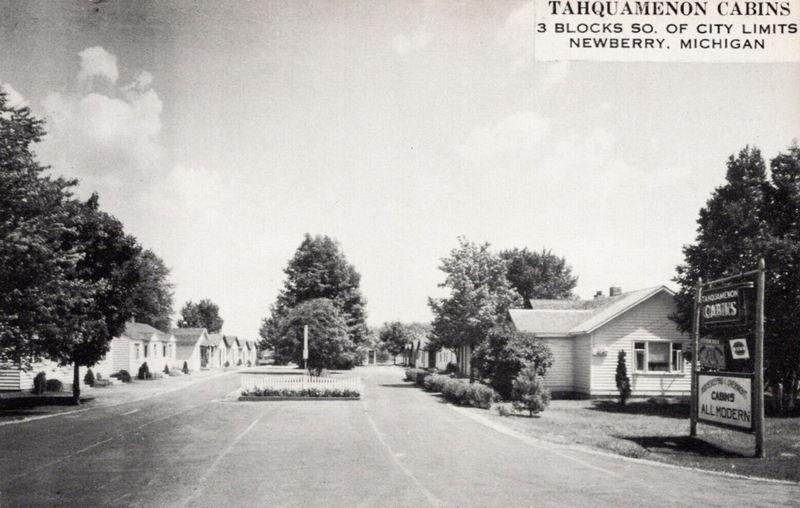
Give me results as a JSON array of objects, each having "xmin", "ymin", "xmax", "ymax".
[{"xmin": 0, "ymin": 366, "xmax": 798, "ymax": 507}]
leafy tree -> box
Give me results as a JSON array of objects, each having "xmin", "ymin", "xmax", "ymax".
[
  {"xmin": 500, "ymin": 248, "xmax": 578, "ymax": 306},
  {"xmin": 615, "ymin": 350, "xmax": 631, "ymax": 406},
  {"xmin": 177, "ymin": 299, "xmax": 223, "ymax": 333},
  {"xmin": 0, "ymin": 89, "xmax": 78, "ymax": 367},
  {"xmin": 429, "ymin": 237, "xmax": 520, "ymax": 352},
  {"xmin": 272, "ymin": 298, "xmax": 356, "ymax": 372},
  {"xmin": 673, "ymin": 144, "xmax": 800, "ymax": 412},
  {"xmin": 471, "ymin": 326, "xmax": 554, "ymax": 399},
  {"xmin": 129, "ymin": 249, "xmax": 174, "ymax": 331},
  {"xmin": 511, "ymin": 364, "xmax": 551, "ymax": 417},
  {"xmin": 42, "ymin": 195, "xmax": 141, "ymax": 405},
  {"xmin": 378, "ymin": 322, "xmax": 413, "ymax": 364},
  {"xmin": 260, "ymin": 234, "xmax": 369, "ymax": 350}
]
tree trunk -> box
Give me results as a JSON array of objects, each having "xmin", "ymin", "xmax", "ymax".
[{"xmin": 72, "ymin": 363, "xmax": 81, "ymax": 405}]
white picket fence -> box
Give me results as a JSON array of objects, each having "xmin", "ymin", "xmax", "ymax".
[{"xmin": 240, "ymin": 374, "xmax": 363, "ymax": 393}]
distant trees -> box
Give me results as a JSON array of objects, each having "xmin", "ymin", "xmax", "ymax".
[
  {"xmin": 177, "ymin": 299, "xmax": 223, "ymax": 333},
  {"xmin": 260, "ymin": 234, "xmax": 368, "ymax": 368},
  {"xmin": 673, "ymin": 144, "xmax": 800, "ymax": 412},
  {"xmin": 378, "ymin": 322, "xmax": 412, "ymax": 364},
  {"xmin": 500, "ymin": 248, "xmax": 577, "ymax": 305}
]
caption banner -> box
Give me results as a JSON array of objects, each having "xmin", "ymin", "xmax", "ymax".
[{"xmin": 534, "ymin": 0, "xmax": 800, "ymax": 61}]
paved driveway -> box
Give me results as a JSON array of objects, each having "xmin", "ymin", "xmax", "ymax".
[{"xmin": 0, "ymin": 366, "xmax": 797, "ymax": 507}]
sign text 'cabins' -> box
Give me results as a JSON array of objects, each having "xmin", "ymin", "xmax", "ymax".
[
  {"xmin": 697, "ymin": 373, "xmax": 754, "ymax": 432},
  {"xmin": 699, "ymin": 284, "xmax": 749, "ymax": 328}
]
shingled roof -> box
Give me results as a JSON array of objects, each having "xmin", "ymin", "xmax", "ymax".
[
  {"xmin": 510, "ymin": 286, "xmax": 671, "ymax": 336},
  {"xmin": 122, "ymin": 322, "xmax": 164, "ymax": 342},
  {"xmin": 170, "ymin": 328, "xmax": 208, "ymax": 345}
]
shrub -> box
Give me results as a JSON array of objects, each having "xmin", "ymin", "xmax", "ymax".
[
  {"xmin": 45, "ymin": 379, "xmax": 63, "ymax": 392},
  {"xmin": 163, "ymin": 364, "xmax": 170, "ymax": 375},
  {"xmin": 247, "ymin": 360, "xmax": 252, "ymax": 367},
  {"xmin": 182, "ymin": 361, "xmax": 189, "ymax": 374},
  {"xmin": 112, "ymin": 370, "xmax": 132, "ymax": 382},
  {"xmin": 615, "ymin": 350, "xmax": 632, "ymax": 406},
  {"xmin": 444, "ymin": 362, "xmax": 459, "ymax": 375},
  {"xmin": 472, "ymin": 326, "xmax": 554, "ymax": 400},
  {"xmin": 496, "ymin": 403, "xmax": 512, "ymax": 417},
  {"xmin": 404, "ymin": 368, "xmax": 428, "ymax": 383},
  {"xmin": 442, "ymin": 379, "xmax": 468, "ymax": 405},
  {"xmin": 424, "ymin": 374, "xmax": 449, "ymax": 392},
  {"xmin": 84, "ymin": 368, "xmax": 95, "ymax": 387},
  {"xmin": 137, "ymin": 362, "xmax": 151, "ymax": 380},
  {"xmin": 511, "ymin": 364, "xmax": 551, "ymax": 417},
  {"xmin": 237, "ymin": 359, "xmax": 242, "ymax": 366},
  {"xmin": 464, "ymin": 383, "xmax": 496, "ymax": 409},
  {"xmin": 224, "ymin": 361, "xmax": 230, "ymax": 368},
  {"xmin": 32, "ymin": 372, "xmax": 46, "ymax": 394}
]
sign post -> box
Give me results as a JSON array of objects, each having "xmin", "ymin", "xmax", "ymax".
[
  {"xmin": 691, "ymin": 259, "xmax": 765, "ymax": 458},
  {"xmin": 303, "ymin": 325, "xmax": 309, "ymax": 372},
  {"xmin": 754, "ymin": 259, "xmax": 765, "ymax": 458}
]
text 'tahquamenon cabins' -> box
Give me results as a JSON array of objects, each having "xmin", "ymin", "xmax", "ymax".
[{"xmin": 509, "ymin": 286, "xmax": 692, "ymax": 398}]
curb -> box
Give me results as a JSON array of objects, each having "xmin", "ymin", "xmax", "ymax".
[{"xmin": 238, "ymin": 396, "xmax": 360, "ymax": 401}]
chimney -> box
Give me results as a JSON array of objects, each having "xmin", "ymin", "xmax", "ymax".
[
  {"xmin": 593, "ymin": 291, "xmax": 603, "ymax": 299},
  {"xmin": 609, "ymin": 286, "xmax": 622, "ymax": 297}
]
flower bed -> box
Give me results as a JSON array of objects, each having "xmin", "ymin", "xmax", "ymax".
[{"xmin": 239, "ymin": 387, "xmax": 360, "ymax": 400}]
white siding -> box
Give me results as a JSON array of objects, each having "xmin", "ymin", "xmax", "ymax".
[
  {"xmin": 540, "ymin": 337, "xmax": 574, "ymax": 392},
  {"xmin": 589, "ymin": 291, "xmax": 691, "ymax": 396},
  {"xmin": 573, "ymin": 333, "xmax": 592, "ymax": 395}
]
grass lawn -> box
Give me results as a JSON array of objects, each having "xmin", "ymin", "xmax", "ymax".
[{"xmin": 486, "ymin": 398, "xmax": 800, "ymax": 482}]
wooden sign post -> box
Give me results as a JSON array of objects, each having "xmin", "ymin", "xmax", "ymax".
[{"xmin": 690, "ymin": 259, "xmax": 765, "ymax": 458}]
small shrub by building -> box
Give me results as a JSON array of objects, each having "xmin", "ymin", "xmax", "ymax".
[
  {"xmin": 45, "ymin": 378, "xmax": 63, "ymax": 392},
  {"xmin": 615, "ymin": 349, "xmax": 632, "ymax": 406},
  {"xmin": 138, "ymin": 362, "xmax": 151, "ymax": 380},
  {"xmin": 224, "ymin": 361, "xmax": 230, "ymax": 368},
  {"xmin": 32, "ymin": 372, "xmax": 46, "ymax": 394},
  {"xmin": 511, "ymin": 364, "xmax": 550, "ymax": 417},
  {"xmin": 117, "ymin": 370, "xmax": 132, "ymax": 382},
  {"xmin": 163, "ymin": 364, "xmax": 170, "ymax": 375},
  {"xmin": 84, "ymin": 368, "xmax": 95, "ymax": 387},
  {"xmin": 182, "ymin": 361, "xmax": 189, "ymax": 374}
]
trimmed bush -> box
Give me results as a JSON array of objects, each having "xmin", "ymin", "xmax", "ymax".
[
  {"xmin": 465, "ymin": 383, "xmax": 496, "ymax": 409},
  {"xmin": 138, "ymin": 362, "xmax": 151, "ymax": 380},
  {"xmin": 114, "ymin": 370, "xmax": 132, "ymax": 383},
  {"xmin": 84, "ymin": 368, "xmax": 95, "ymax": 387},
  {"xmin": 247, "ymin": 360, "xmax": 252, "ymax": 367},
  {"xmin": 32, "ymin": 372, "xmax": 46, "ymax": 394},
  {"xmin": 404, "ymin": 368, "xmax": 428, "ymax": 383},
  {"xmin": 444, "ymin": 362, "xmax": 459, "ymax": 375},
  {"xmin": 423, "ymin": 373, "xmax": 449, "ymax": 393},
  {"xmin": 237, "ymin": 359, "xmax": 242, "ymax": 366},
  {"xmin": 182, "ymin": 361, "xmax": 189, "ymax": 374},
  {"xmin": 45, "ymin": 378, "xmax": 63, "ymax": 392},
  {"xmin": 163, "ymin": 364, "xmax": 170, "ymax": 375}
]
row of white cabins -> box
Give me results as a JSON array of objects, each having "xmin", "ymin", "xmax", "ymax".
[{"xmin": 0, "ymin": 322, "xmax": 259, "ymax": 391}]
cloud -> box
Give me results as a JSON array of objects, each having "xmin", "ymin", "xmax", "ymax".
[
  {"xmin": 456, "ymin": 111, "xmax": 550, "ymax": 164},
  {"xmin": 77, "ymin": 46, "xmax": 119, "ymax": 85},
  {"xmin": 392, "ymin": 31, "xmax": 433, "ymax": 54},
  {"xmin": 497, "ymin": 1, "xmax": 535, "ymax": 71},
  {"xmin": 38, "ymin": 47, "xmax": 163, "ymax": 187},
  {"xmin": 539, "ymin": 61, "xmax": 571, "ymax": 91},
  {"xmin": 1, "ymin": 82, "xmax": 28, "ymax": 108}
]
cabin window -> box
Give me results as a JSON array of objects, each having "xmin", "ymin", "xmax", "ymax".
[
  {"xmin": 143, "ymin": 344, "xmax": 148, "ymax": 358},
  {"xmin": 163, "ymin": 345, "xmax": 167, "ymax": 356},
  {"xmin": 634, "ymin": 342, "xmax": 685, "ymax": 373},
  {"xmin": 134, "ymin": 344, "xmax": 141, "ymax": 360}
]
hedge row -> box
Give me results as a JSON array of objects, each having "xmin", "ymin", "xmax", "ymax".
[{"xmin": 404, "ymin": 368, "xmax": 497, "ymax": 409}]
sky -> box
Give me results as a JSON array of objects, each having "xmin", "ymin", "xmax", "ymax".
[{"xmin": 1, "ymin": 0, "xmax": 798, "ymax": 338}]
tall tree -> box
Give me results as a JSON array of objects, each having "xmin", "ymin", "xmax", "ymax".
[
  {"xmin": 0, "ymin": 89, "xmax": 78, "ymax": 367},
  {"xmin": 129, "ymin": 249, "xmax": 174, "ymax": 331},
  {"xmin": 43, "ymin": 195, "xmax": 141, "ymax": 405},
  {"xmin": 673, "ymin": 144, "xmax": 800, "ymax": 411},
  {"xmin": 428, "ymin": 237, "xmax": 520, "ymax": 351},
  {"xmin": 273, "ymin": 298, "xmax": 356, "ymax": 372},
  {"xmin": 177, "ymin": 299, "xmax": 223, "ymax": 333},
  {"xmin": 500, "ymin": 248, "xmax": 578, "ymax": 306},
  {"xmin": 261, "ymin": 234, "xmax": 369, "ymax": 349}
]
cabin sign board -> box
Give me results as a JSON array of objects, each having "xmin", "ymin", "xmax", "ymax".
[
  {"xmin": 699, "ymin": 285, "xmax": 747, "ymax": 328},
  {"xmin": 697, "ymin": 373, "xmax": 754, "ymax": 432}
]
